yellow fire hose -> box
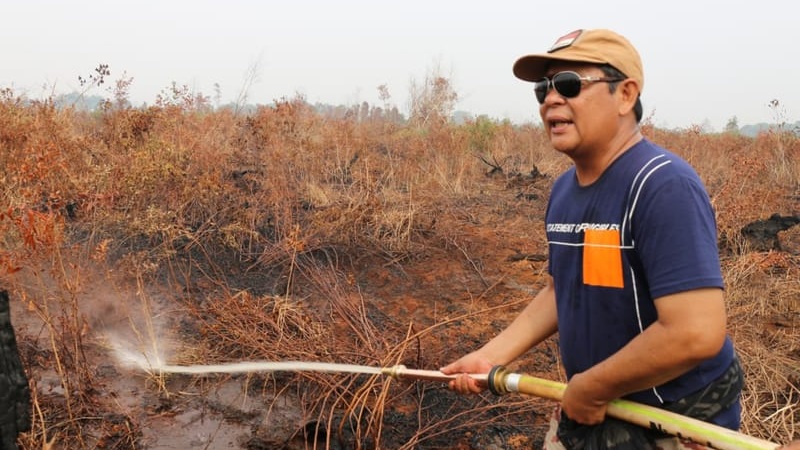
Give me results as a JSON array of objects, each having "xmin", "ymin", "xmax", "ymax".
[{"xmin": 384, "ymin": 365, "xmax": 781, "ymax": 450}]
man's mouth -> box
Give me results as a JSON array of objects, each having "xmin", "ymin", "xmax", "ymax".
[{"xmin": 549, "ymin": 120, "xmax": 573, "ymax": 129}]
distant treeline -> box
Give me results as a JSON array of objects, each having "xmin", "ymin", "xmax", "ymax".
[
  {"xmin": 739, "ymin": 122, "xmax": 800, "ymax": 137},
  {"xmin": 50, "ymin": 91, "xmax": 799, "ymax": 136}
]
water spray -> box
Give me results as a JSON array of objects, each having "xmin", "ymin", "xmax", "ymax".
[{"xmin": 120, "ymin": 354, "xmax": 780, "ymax": 450}]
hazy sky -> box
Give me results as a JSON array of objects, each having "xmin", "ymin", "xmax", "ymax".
[{"xmin": 4, "ymin": 0, "xmax": 798, "ymax": 130}]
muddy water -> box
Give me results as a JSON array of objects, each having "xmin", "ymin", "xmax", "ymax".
[
  {"xmin": 107, "ymin": 351, "xmax": 328, "ymax": 449},
  {"xmin": 131, "ymin": 373, "xmax": 307, "ymax": 449}
]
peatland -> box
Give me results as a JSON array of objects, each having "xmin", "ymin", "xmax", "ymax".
[{"xmin": 0, "ymin": 84, "xmax": 798, "ymax": 449}]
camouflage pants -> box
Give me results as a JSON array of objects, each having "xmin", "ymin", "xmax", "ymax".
[{"xmin": 542, "ymin": 408, "xmax": 710, "ymax": 450}]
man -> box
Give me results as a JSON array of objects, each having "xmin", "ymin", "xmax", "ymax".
[{"xmin": 441, "ymin": 29, "xmax": 742, "ymax": 450}]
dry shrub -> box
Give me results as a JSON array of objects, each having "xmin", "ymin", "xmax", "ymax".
[{"xmin": 197, "ymin": 290, "xmax": 327, "ymax": 360}]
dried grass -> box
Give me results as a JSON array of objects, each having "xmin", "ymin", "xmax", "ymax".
[{"xmin": 724, "ymin": 252, "xmax": 800, "ymax": 444}]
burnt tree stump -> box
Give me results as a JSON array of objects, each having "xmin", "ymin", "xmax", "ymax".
[
  {"xmin": 741, "ymin": 213, "xmax": 800, "ymax": 251},
  {"xmin": 0, "ymin": 290, "xmax": 31, "ymax": 450}
]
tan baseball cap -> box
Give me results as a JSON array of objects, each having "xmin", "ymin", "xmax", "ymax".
[{"xmin": 513, "ymin": 29, "xmax": 644, "ymax": 92}]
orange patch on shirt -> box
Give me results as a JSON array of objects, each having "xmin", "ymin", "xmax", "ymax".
[{"xmin": 582, "ymin": 229, "xmax": 624, "ymax": 288}]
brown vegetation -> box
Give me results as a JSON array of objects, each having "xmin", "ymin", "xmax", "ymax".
[{"xmin": 0, "ymin": 84, "xmax": 798, "ymax": 449}]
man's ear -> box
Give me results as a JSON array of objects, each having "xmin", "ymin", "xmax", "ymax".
[{"xmin": 617, "ymin": 79, "xmax": 640, "ymax": 117}]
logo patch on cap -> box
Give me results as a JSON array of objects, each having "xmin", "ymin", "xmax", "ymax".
[{"xmin": 548, "ymin": 29, "xmax": 583, "ymax": 53}]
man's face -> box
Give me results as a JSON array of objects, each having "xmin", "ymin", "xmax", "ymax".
[{"xmin": 537, "ymin": 62, "xmax": 622, "ymax": 158}]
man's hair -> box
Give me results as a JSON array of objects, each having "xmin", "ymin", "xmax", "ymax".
[{"xmin": 601, "ymin": 64, "xmax": 643, "ymax": 123}]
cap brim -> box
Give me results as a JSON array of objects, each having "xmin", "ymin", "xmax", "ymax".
[
  {"xmin": 513, "ymin": 53, "xmax": 608, "ymax": 82},
  {"xmin": 512, "ymin": 55, "xmax": 551, "ymax": 82}
]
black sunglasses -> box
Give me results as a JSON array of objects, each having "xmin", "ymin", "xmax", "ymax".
[{"xmin": 533, "ymin": 71, "xmax": 625, "ymax": 104}]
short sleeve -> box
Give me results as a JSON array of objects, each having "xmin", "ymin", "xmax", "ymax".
[{"xmin": 630, "ymin": 174, "xmax": 723, "ymax": 299}]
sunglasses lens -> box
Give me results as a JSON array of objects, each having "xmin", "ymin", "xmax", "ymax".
[
  {"xmin": 534, "ymin": 80, "xmax": 549, "ymax": 104},
  {"xmin": 553, "ymin": 72, "xmax": 582, "ymax": 98},
  {"xmin": 533, "ymin": 72, "xmax": 584, "ymax": 104}
]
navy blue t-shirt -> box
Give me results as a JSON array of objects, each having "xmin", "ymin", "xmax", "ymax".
[{"xmin": 545, "ymin": 138, "xmax": 739, "ymax": 428}]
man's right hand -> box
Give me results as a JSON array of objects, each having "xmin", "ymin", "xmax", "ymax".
[{"xmin": 440, "ymin": 352, "xmax": 494, "ymax": 395}]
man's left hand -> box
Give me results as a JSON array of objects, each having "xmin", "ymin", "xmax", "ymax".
[{"xmin": 561, "ymin": 371, "xmax": 609, "ymax": 425}]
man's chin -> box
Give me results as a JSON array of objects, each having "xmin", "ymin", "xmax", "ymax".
[{"xmin": 550, "ymin": 140, "xmax": 577, "ymax": 156}]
